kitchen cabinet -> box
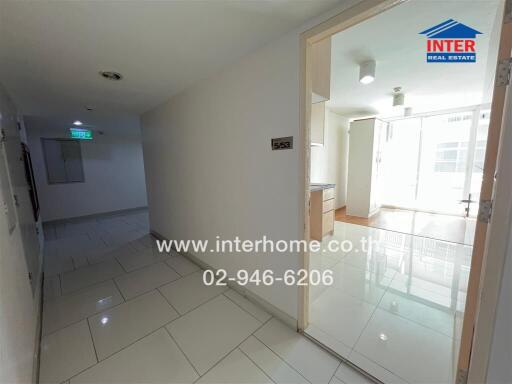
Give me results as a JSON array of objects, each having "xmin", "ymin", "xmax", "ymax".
[
  {"xmin": 311, "ymin": 37, "xmax": 331, "ymax": 103},
  {"xmin": 310, "ymin": 184, "xmax": 335, "ymax": 241},
  {"xmin": 346, "ymin": 118, "xmax": 387, "ymax": 218},
  {"xmin": 311, "ymin": 101, "xmax": 325, "ymax": 146}
]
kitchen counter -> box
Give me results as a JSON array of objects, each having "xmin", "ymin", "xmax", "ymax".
[{"xmin": 310, "ymin": 183, "xmax": 335, "ymax": 192}]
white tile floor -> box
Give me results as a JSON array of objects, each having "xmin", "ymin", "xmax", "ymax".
[
  {"xmin": 307, "ymin": 221, "xmax": 471, "ymax": 384},
  {"xmin": 40, "ymin": 209, "xmax": 370, "ymax": 384}
]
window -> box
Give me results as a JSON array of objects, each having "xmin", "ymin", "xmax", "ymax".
[
  {"xmin": 42, "ymin": 138, "xmax": 84, "ymax": 184},
  {"xmin": 434, "ymin": 141, "xmax": 468, "ymax": 172}
]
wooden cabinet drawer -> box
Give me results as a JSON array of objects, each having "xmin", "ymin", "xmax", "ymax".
[
  {"xmin": 323, "ymin": 199, "xmax": 334, "ymax": 213},
  {"xmin": 322, "ymin": 210, "xmax": 334, "ymax": 236},
  {"xmin": 323, "ymin": 187, "xmax": 334, "ymax": 201}
]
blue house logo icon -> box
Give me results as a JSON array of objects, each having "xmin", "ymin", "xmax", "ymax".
[{"xmin": 420, "ymin": 20, "xmax": 482, "ymax": 63}]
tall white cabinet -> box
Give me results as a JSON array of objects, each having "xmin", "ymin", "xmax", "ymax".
[{"xmin": 346, "ymin": 118, "xmax": 386, "ymax": 218}]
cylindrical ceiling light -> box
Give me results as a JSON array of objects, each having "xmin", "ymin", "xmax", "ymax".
[
  {"xmin": 359, "ymin": 60, "xmax": 376, "ymax": 84},
  {"xmin": 392, "ymin": 87, "xmax": 405, "ymax": 106}
]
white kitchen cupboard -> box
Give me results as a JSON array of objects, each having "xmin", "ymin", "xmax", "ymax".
[
  {"xmin": 346, "ymin": 118, "xmax": 387, "ymax": 218},
  {"xmin": 311, "ymin": 101, "xmax": 325, "ymax": 146},
  {"xmin": 311, "ymin": 37, "xmax": 331, "ymax": 103}
]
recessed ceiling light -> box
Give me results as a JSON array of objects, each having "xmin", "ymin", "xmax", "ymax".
[
  {"xmin": 73, "ymin": 120, "xmax": 83, "ymax": 126},
  {"xmin": 359, "ymin": 60, "xmax": 376, "ymax": 85},
  {"xmin": 99, "ymin": 71, "xmax": 123, "ymax": 81}
]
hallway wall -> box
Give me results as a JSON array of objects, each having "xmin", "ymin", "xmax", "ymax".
[
  {"xmin": 0, "ymin": 85, "xmax": 41, "ymax": 384},
  {"xmin": 25, "ymin": 116, "xmax": 148, "ymax": 222},
  {"xmin": 141, "ymin": 0, "xmax": 359, "ymax": 320}
]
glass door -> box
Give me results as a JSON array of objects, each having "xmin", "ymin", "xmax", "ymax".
[
  {"xmin": 416, "ymin": 111, "xmax": 474, "ymax": 215},
  {"xmin": 379, "ymin": 109, "xmax": 490, "ymax": 216},
  {"xmin": 379, "ymin": 117, "xmax": 421, "ymax": 209}
]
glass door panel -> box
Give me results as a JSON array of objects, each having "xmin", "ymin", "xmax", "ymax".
[
  {"xmin": 379, "ymin": 118, "xmax": 421, "ymax": 208},
  {"xmin": 416, "ymin": 111, "xmax": 473, "ymax": 215}
]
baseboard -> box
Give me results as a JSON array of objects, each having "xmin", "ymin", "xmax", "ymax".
[
  {"xmin": 43, "ymin": 206, "xmax": 148, "ymax": 225},
  {"xmin": 150, "ymin": 229, "xmax": 297, "ymax": 329}
]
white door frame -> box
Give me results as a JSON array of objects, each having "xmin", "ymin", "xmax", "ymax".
[{"xmin": 298, "ymin": 2, "xmax": 512, "ymax": 383}]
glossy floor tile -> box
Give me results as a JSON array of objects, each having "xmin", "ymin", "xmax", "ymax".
[
  {"xmin": 223, "ymin": 289, "xmax": 272, "ymax": 323},
  {"xmin": 39, "ymin": 320, "xmax": 97, "ymax": 384},
  {"xmin": 239, "ymin": 336, "xmax": 309, "ymax": 384},
  {"xmin": 255, "ymin": 318, "xmax": 340, "ymax": 384},
  {"xmin": 196, "ymin": 349, "xmax": 272, "ymax": 384},
  {"xmin": 158, "ymin": 271, "xmax": 227, "ymax": 314},
  {"xmin": 114, "ymin": 261, "xmax": 180, "ymax": 300},
  {"xmin": 165, "ymin": 250, "xmax": 201, "ymax": 276},
  {"xmin": 88, "ymin": 290, "xmax": 179, "ymax": 360},
  {"xmin": 42, "ymin": 209, "xmax": 335, "ymax": 384},
  {"xmin": 70, "ymin": 329, "xmax": 198, "ymax": 384},
  {"xmin": 43, "ymin": 280, "xmax": 124, "ymax": 335},
  {"xmin": 115, "ymin": 247, "xmax": 169, "ymax": 272},
  {"xmin": 354, "ymin": 309, "xmax": 455, "ymax": 384},
  {"xmin": 166, "ymin": 295, "xmax": 261, "ymax": 374},
  {"xmin": 307, "ymin": 221, "xmax": 470, "ymax": 384},
  {"xmin": 310, "ymin": 288, "xmax": 375, "ymax": 350},
  {"xmin": 60, "ymin": 258, "xmax": 125, "ymax": 294}
]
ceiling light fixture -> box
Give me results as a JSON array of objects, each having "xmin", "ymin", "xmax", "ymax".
[
  {"xmin": 73, "ymin": 120, "xmax": 83, "ymax": 126},
  {"xmin": 99, "ymin": 71, "xmax": 123, "ymax": 81},
  {"xmin": 392, "ymin": 87, "xmax": 405, "ymax": 107},
  {"xmin": 359, "ymin": 60, "xmax": 376, "ymax": 84}
]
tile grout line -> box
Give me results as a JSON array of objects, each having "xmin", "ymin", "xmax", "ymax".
[
  {"xmin": 221, "ymin": 291, "xmax": 270, "ymax": 324},
  {"xmin": 154, "ymin": 288, "xmax": 181, "ymax": 316},
  {"xmin": 85, "ymin": 318, "xmax": 100, "ymax": 364},
  {"xmin": 328, "ymin": 361, "xmax": 342, "ymax": 384},
  {"xmin": 111, "ymin": 277, "xmax": 127, "ymax": 302},
  {"xmin": 162, "ymin": 326, "xmax": 202, "ymax": 378},
  {"xmin": 190, "ymin": 316, "xmax": 274, "ymax": 383},
  {"xmin": 237, "ymin": 347, "xmax": 278, "ymax": 384},
  {"xmin": 242, "ymin": 332, "xmax": 314, "ymax": 384},
  {"xmin": 63, "ymin": 324, "xmax": 168, "ymax": 383},
  {"xmin": 252, "ymin": 329, "xmax": 333, "ymax": 384}
]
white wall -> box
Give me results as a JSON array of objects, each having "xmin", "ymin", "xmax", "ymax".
[
  {"xmin": 141, "ymin": 1, "xmax": 359, "ymax": 320},
  {"xmin": 25, "ymin": 116, "xmax": 148, "ymax": 222},
  {"xmin": 487, "ymin": 230, "xmax": 512, "ymax": 384},
  {"xmin": 310, "ymin": 109, "xmax": 349, "ymax": 209},
  {"xmin": 0, "ymin": 84, "xmax": 41, "ymax": 384}
]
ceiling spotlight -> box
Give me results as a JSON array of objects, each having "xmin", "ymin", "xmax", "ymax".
[
  {"xmin": 99, "ymin": 71, "xmax": 123, "ymax": 81},
  {"xmin": 73, "ymin": 120, "xmax": 83, "ymax": 126},
  {"xmin": 359, "ymin": 60, "xmax": 376, "ymax": 84}
]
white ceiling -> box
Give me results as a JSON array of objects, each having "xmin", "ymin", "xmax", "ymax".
[
  {"xmin": 0, "ymin": 0, "xmax": 340, "ymax": 120},
  {"xmin": 328, "ymin": 0, "xmax": 502, "ymax": 119}
]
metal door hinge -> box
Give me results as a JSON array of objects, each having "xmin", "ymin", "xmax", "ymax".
[
  {"xmin": 456, "ymin": 368, "xmax": 468, "ymax": 384},
  {"xmin": 478, "ymin": 199, "xmax": 493, "ymax": 223},
  {"xmin": 497, "ymin": 58, "xmax": 512, "ymax": 86},
  {"xmin": 13, "ymin": 194, "xmax": 19, "ymax": 207},
  {"xmin": 0, "ymin": 129, "xmax": 6, "ymax": 143}
]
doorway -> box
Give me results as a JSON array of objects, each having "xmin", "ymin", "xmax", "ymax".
[{"xmin": 300, "ymin": 1, "xmax": 509, "ymax": 383}]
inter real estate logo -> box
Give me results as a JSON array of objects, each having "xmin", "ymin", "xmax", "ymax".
[{"xmin": 420, "ymin": 19, "xmax": 482, "ymax": 63}]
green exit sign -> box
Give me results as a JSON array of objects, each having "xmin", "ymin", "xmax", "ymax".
[{"xmin": 70, "ymin": 128, "xmax": 93, "ymax": 140}]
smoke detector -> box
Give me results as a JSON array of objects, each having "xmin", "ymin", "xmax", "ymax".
[{"xmin": 99, "ymin": 71, "xmax": 123, "ymax": 81}]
